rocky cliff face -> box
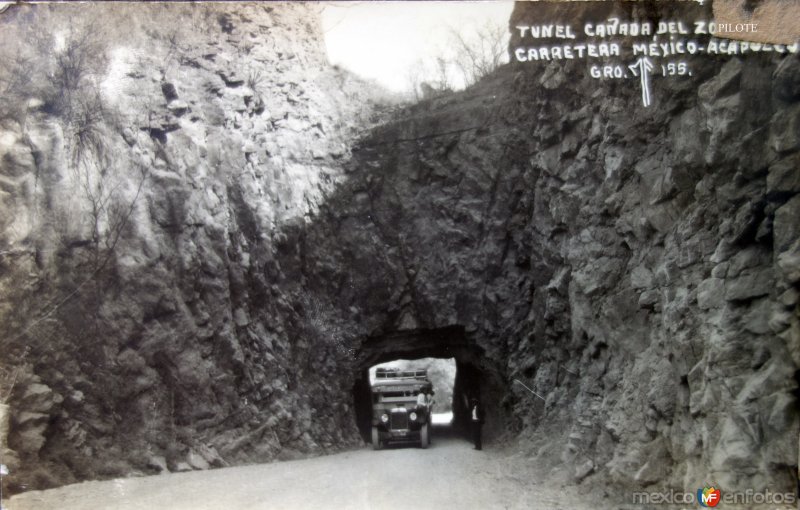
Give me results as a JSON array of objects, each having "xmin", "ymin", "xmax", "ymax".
[
  {"xmin": 0, "ymin": 0, "xmax": 797, "ymax": 499},
  {"xmin": 289, "ymin": 0, "xmax": 800, "ymax": 493},
  {"xmin": 0, "ymin": 2, "xmax": 389, "ymax": 490},
  {"xmin": 496, "ymin": 2, "xmax": 800, "ymax": 492}
]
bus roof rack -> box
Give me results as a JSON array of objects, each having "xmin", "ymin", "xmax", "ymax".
[{"xmin": 375, "ymin": 368, "xmax": 428, "ymax": 380}]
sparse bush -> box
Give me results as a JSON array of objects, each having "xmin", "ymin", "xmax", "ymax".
[
  {"xmin": 246, "ymin": 69, "xmax": 266, "ymax": 92},
  {"xmin": 406, "ymin": 20, "xmax": 508, "ymax": 101},
  {"xmin": 238, "ymin": 40, "xmax": 255, "ymax": 57},
  {"xmin": 50, "ymin": 29, "xmax": 103, "ymax": 107},
  {"xmin": 67, "ymin": 86, "xmax": 108, "ymax": 168},
  {"xmin": 42, "ymin": 21, "xmax": 108, "ymax": 119},
  {"xmin": 449, "ymin": 21, "xmax": 508, "ymax": 87},
  {"xmin": 69, "ymin": 158, "xmax": 148, "ymax": 274},
  {"xmin": 0, "ymin": 12, "xmax": 108, "ymax": 121}
]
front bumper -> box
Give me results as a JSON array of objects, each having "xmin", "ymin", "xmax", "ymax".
[{"xmin": 383, "ymin": 428, "xmax": 421, "ymax": 442}]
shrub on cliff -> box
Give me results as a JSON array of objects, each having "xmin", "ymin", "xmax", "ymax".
[{"xmin": 0, "ymin": 9, "xmax": 108, "ymax": 123}]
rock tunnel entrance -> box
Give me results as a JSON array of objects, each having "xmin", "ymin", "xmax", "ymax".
[
  {"xmin": 351, "ymin": 325, "xmax": 500, "ymax": 443},
  {"xmin": 369, "ymin": 358, "xmax": 456, "ymax": 419}
]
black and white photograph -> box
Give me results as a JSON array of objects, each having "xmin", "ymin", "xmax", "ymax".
[{"xmin": 0, "ymin": 0, "xmax": 799, "ymax": 508}]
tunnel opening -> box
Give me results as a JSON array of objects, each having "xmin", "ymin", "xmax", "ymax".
[
  {"xmin": 351, "ymin": 325, "xmax": 504, "ymax": 445},
  {"xmin": 369, "ymin": 357, "xmax": 456, "ymax": 423}
]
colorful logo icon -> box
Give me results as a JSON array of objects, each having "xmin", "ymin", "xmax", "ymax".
[{"xmin": 697, "ymin": 486, "xmax": 721, "ymax": 507}]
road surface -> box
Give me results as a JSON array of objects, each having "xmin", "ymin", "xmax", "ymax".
[{"xmin": 7, "ymin": 426, "xmax": 597, "ymax": 510}]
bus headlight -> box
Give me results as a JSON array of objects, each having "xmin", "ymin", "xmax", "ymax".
[
  {"xmin": 380, "ymin": 413, "xmax": 389, "ymax": 423},
  {"xmin": 409, "ymin": 412, "xmax": 417, "ymax": 421}
]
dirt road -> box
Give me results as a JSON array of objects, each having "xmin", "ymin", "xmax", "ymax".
[{"xmin": 6, "ymin": 427, "xmax": 598, "ymax": 510}]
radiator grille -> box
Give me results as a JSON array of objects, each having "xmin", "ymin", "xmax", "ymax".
[{"xmin": 390, "ymin": 410, "xmax": 409, "ymax": 430}]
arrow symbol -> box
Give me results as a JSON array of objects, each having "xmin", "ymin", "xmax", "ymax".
[{"xmin": 628, "ymin": 57, "xmax": 654, "ymax": 107}]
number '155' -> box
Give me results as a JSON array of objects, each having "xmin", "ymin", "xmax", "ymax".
[{"xmin": 662, "ymin": 62, "xmax": 689, "ymax": 76}]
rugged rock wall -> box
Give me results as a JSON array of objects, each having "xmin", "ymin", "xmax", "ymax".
[
  {"xmin": 0, "ymin": 2, "xmax": 389, "ymax": 490},
  {"xmin": 504, "ymin": 2, "xmax": 800, "ymax": 492},
  {"xmin": 290, "ymin": 0, "xmax": 800, "ymax": 493},
  {"xmin": 0, "ymin": 0, "xmax": 798, "ymax": 498}
]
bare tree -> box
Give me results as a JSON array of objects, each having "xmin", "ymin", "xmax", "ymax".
[
  {"xmin": 406, "ymin": 55, "xmax": 454, "ymax": 101},
  {"xmin": 449, "ymin": 20, "xmax": 508, "ymax": 87},
  {"xmin": 405, "ymin": 21, "xmax": 508, "ymax": 101},
  {"xmin": 68, "ymin": 86, "xmax": 108, "ymax": 169},
  {"xmin": 406, "ymin": 58, "xmax": 426, "ymax": 101}
]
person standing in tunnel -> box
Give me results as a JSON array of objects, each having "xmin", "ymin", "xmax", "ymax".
[
  {"xmin": 470, "ymin": 398, "xmax": 483, "ymax": 450},
  {"xmin": 416, "ymin": 389, "xmax": 427, "ymax": 409},
  {"xmin": 425, "ymin": 389, "xmax": 435, "ymax": 444},
  {"xmin": 423, "ymin": 388, "xmax": 434, "ymax": 412}
]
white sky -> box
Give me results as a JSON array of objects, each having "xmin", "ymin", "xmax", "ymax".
[{"xmin": 321, "ymin": 1, "xmax": 514, "ymax": 93}]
